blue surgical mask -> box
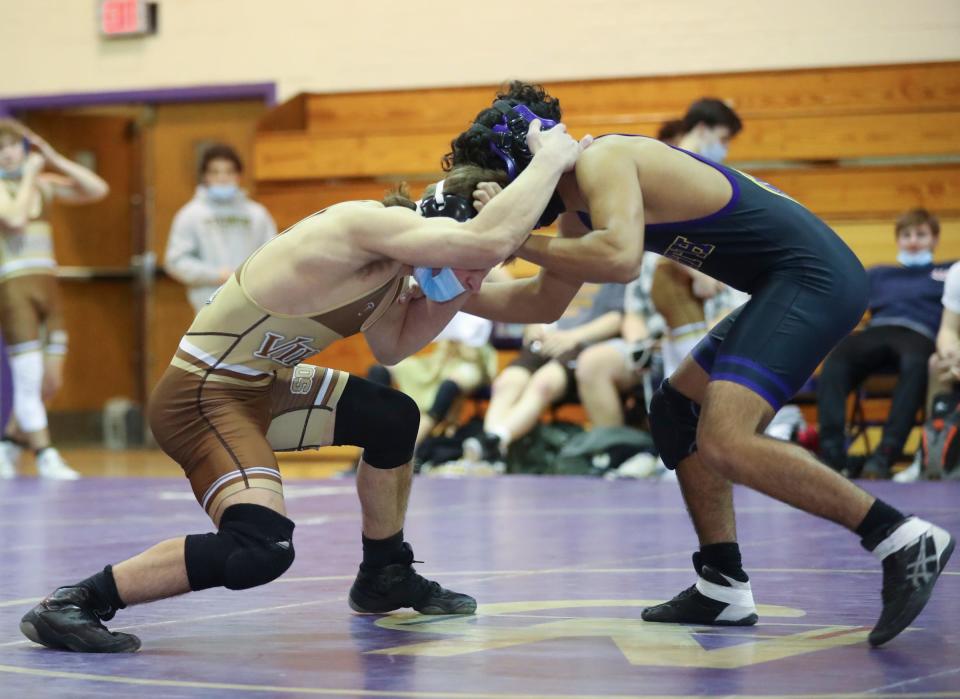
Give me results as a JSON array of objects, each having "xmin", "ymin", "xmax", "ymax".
[
  {"xmin": 700, "ymin": 141, "xmax": 728, "ymax": 163},
  {"xmin": 207, "ymin": 184, "xmax": 239, "ymax": 202},
  {"xmin": 413, "ymin": 267, "xmax": 466, "ymax": 303},
  {"xmin": 897, "ymin": 250, "xmax": 934, "ymax": 267}
]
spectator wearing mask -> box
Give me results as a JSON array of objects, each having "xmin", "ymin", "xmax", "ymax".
[
  {"xmin": 674, "ymin": 98, "xmax": 743, "ymax": 164},
  {"xmin": 817, "ymin": 208, "xmax": 951, "ymax": 479},
  {"xmin": 165, "ymin": 144, "xmax": 277, "ymax": 312}
]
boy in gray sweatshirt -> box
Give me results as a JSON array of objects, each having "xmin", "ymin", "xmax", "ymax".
[{"xmin": 164, "ymin": 144, "xmax": 276, "ymax": 311}]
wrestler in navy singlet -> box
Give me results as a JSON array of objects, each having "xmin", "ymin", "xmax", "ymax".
[{"xmin": 579, "ymin": 141, "xmax": 868, "ymax": 415}]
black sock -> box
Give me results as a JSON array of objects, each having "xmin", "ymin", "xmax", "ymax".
[
  {"xmin": 856, "ymin": 499, "xmax": 906, "ymax": 548},
  {"xmin": 76, "ymin": 565, "xmax": 126, "ymax": 616},
  {"xmin": 362, "ymin": 530, "xmax": 405, "ymax": 568},
  {"xmin": 696, "ymin": 542, "xmax": 749, "ymax": 583}
]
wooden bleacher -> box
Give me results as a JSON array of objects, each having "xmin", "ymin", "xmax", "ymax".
[{"xmin": 252, "ymin": 62, "xmax": 960, "ymax": 449}]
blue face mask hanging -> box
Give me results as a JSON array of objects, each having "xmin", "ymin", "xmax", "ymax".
[
  {"xmin": 413, "ymin": 266, "xmax": 466, "ymax": 303},
  {"xmin": 897, "ymin": 250, "xmax": 934, "ymax": 267}
]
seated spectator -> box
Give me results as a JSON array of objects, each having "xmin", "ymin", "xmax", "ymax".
[
  {"xmin": 463, "ymin": 282, "xmax": 625, "ymax": 462},
  {"xmin": 927, "ymin": 260, "xmax": 960, "ymax": 413},
  {"xmin": 368, "ymin": 311, "xmax": 497, "ymax": 448},
  {"xmin": 817, "ymin": 208, "xmax": 951, "ymax": 479},
  {"xmin": 575, "ymin": 255, "xmax": 660, "ymax": 428},
  {"xmin": 164, "ymin": 144, "xmax": 277, "ymax": 312}
]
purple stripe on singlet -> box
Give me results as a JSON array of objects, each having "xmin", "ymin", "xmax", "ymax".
[{"xmin": 710, "ymin": 372, "xmax": 783, "ymax": 411}]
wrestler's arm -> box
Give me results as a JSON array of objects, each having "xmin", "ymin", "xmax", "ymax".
[
  {"xmin": 354, "ymin": 123, "xmax": 586, "ymax": 269},
  {"xmin": 364, "ymin": 273, "xmax": 483, "ymax": 366},
  {"xmin": 21, "ymin": 125, "xmax": 109, "ymax": 203},
  {"xmin": 461, "ymin": 214, "xmax": 585, "ymax": 323},
  {"xmin": 518, "ymin": 145, "xmax": 644, "ymax": 283}
]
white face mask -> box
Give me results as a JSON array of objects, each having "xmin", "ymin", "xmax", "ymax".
[
  {"xmin": 207, "ymin": 184, "xmax": 239, "ymax": 202},
  {"xmin": 700, "ymin": 139, "xmax": 728, "ymax": 163},
  {"xmin": 897, "ymin": 250, "xmax": 934, "ymax": 267}
]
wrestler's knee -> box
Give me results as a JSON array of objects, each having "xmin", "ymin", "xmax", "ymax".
[{"xmin": 185, "ymin": 504, "xmax": 295, "ymax": 591}]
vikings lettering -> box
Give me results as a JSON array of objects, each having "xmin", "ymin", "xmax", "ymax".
[{"xmin": 254, "ymin": 332, "xmax": 319, "ymax": 366}]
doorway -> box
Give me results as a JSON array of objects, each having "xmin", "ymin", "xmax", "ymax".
[{"xmin": 12, "ymin": 97, "xmax": 270, "ymax": 442}]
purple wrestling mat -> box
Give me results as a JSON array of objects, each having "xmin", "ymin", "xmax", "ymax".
[{"xmin": 0, "ymin": 476, "xmax": 957, "ymax": 698}]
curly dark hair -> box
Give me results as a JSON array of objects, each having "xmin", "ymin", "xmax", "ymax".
[{"xmin": 442, "ymin": 81, "xmax": 562, "ymax": 172}]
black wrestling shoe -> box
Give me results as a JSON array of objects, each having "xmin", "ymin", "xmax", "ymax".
[
  {"xmin": 866, "ymin": 516, "xmax": 954, "ymax": 647},
  {"xmin": 349, "ymin": 543, "xmax": 476, "ymax": 615},
  {"xmin": 642, "ymin": 557, "xmax": 758, "ymax": 626},
  {"xmin": 20, "ymin": 586, "xmax": 140, "ymax": 653}
]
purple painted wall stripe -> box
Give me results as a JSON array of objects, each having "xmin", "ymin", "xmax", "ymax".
[{"xmin": 0, "ymin": 82, "xmax": 276, "ymax": 115}]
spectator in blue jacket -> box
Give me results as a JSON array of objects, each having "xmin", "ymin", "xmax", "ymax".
[{"xmin": 817, "ymin": 209, "xmax": 951, "ymax": 479}]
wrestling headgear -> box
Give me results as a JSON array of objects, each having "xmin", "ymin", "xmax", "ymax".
[
  {"xmin": 417, "ymin": 178, "xmax": 476, "ymax": 223},
  {"xmin": 486, "ymin": 101, "xmax": 565, "ymax": 228}
]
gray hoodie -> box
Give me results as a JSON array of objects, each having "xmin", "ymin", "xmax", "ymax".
[{"xmin": 164, "ymin": 186, "xmax": 277, "ymax": 311}]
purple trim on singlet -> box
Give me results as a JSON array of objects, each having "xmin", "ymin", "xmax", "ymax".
[
  {"xmin": 710, "ymin": 373, "xmax": 783, "ymax": 411},
  {"xmin": 714, "ymin": 354, "xmax": 794, "ymax": 397},
  {"xmin": 691, "ymin": 335, "xmax": 721, "ymax": 373},
  {"xmin": 575, "ymin": 134, "xmax": 741, "ymax": 232}
]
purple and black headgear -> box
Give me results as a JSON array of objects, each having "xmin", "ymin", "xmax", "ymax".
[
  {"xmin": 488, "ymin": 102, "xmax": 558, "ymax": 180},
  {"xmin": 485, "ymin": 101, "xmax": 564, "ymax": 228}
]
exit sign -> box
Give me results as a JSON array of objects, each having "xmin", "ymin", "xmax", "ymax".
[{"xmin": 99, "ymin": 0, "xmax": 156, "ymax": 37}]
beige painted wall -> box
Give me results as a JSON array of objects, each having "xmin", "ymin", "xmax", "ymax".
[{"xmin": 2, "ymin": 0, "xmax": 959, "ymax": 101}]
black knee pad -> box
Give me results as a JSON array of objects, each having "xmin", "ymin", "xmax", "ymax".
[
  {"xmin": 185, "ymin": 504, "xmax": 295, "ymax": 591},
  {"xmin": 333, "ymin": 376, "xmax": 418, "ymax": 469},
  {"xmin": 649, "ymin": 379, "xmax": 701, "ymax": 470}
]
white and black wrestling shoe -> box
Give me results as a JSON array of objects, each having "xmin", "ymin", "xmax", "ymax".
[
  {"xmin": 865, "ymin": 516, "xmax": 954, "ymax": 647},
  {"xmin": 642, "ymin": 553, "xmax": 758, "ymax": 626}
]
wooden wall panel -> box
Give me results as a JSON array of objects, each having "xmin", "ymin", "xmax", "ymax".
[
  {"xmin": 257, "ymin": 111, "xmax": 960, "ymax": 181},
  {"xmin": 147, "ymin": 277, "xmax": 196, "ymax": 393},
  {"xmin": 47, "ymin": 281, "xmax": 137, "ymax": 412},
  {"xmin": 256, "ymin": 167, "xmax": 960, "ymax": 236},
  {"xmin": 292, "ymin": 63, "xmax": 960, "ymax": 137},
  {"xmin": 256, "ymin": 179, "xmax": 432, "ymax": 230},
  {"xmin": 754, "ymin": 165, "xmax": 960, "ymax": 218}
]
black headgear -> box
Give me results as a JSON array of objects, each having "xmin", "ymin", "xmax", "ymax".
[{"xmin": 417, "ymin": 179, "xmax": 476, "ymax": 222}]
